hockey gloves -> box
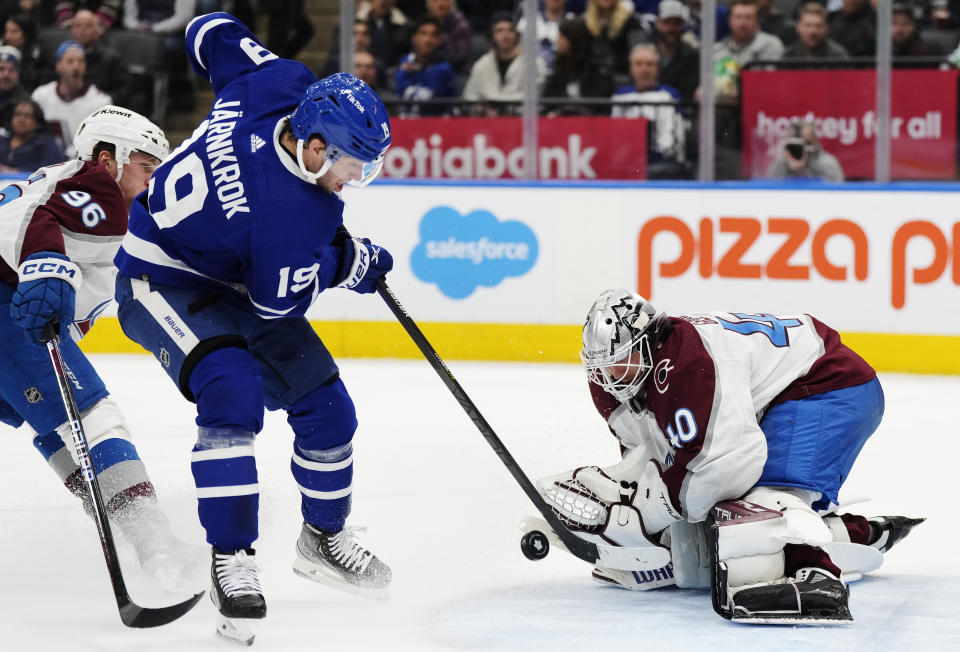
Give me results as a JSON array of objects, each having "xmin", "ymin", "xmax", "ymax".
[
  {"xmin": 334, "ymin": 236, "xmax": 393, "ymax": 294},
  {"xmin": 10, "ymin": 252, "xmax": 80, "ymax": 342}
]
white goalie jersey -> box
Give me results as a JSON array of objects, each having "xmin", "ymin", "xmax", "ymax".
[{"xmin": 588, "ymin": 312, "xmax": 876, "ymax": 522}]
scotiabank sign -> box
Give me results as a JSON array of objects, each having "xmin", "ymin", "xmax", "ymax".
[
  {"xmin": 383, "ymin": 117, "xmax": 648, "ymax": 180},
  {"xmin": 741, "ymin": 69, "xmax": 959, "ymax": 180}
]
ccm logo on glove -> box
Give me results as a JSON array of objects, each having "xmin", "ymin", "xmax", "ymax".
[{"xmin": 18, "ymin": 258, "xmax": 82, "ymax": 288}]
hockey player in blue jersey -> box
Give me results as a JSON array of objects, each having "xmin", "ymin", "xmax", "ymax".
[{"xmin": 113, "ymin": 13, "xmax": 394, "ymax": 645}]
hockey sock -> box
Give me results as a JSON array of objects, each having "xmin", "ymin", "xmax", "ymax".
[
  {"xmin": 191, "ymin": 427, "xmax": 260, "ymax": 551},
  {"xmin": 188, "ymin": 348, "xmax": 264, "ymax": 550},
  {"xmin": 838, "ymin": 513, "xmax": 873, "ymax": 545},
  {"xmin": 783, "ymin": 543, "xmax": 842, "ymax": 578},
  {"xmin": 287, "ymin": 379, "xmax": 357, "ymax": 532}
]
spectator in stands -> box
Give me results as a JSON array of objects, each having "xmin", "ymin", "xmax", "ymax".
[
  {"xmin": 583, "ymin": 0, "xmax": 645, "ymax": 88},
  {"xmin": 542, "ymin": 17, "xmax": 615, "ymax": 115},
  {"xmin": 265, "ymin": 0, "xmax": 314, "ymax": 60},
  {"xmin": 63, "ymin": 9, "xmax": 129, "ymax": 106},
  {"xmin": 0, "ymin": 44, "xmax": 27, "ymax": 127},
  {"xmin": 892, "ymin": 2, "xmax": 933, "ymax": 56},
  {"xmin": 757, "ymin": 0, "xmax": 795, "ymax": 45},
  {"xmin": 931, "ymin": 0, "xmax": 960, "ymax": 29},
  {"xmin": 123, "ymin": 0, "xmax": 195, "ymax": 110},
  {"xmin": 715, "ymin": 0, "xmax": 785, "ymax": 66},
  {"xmin": 394, "ymin": 15, "xmax": 457, "ymax": 116},
  {"xmin": 55, "ymin": 1, "xmax": 120, "ymax": 29},
  {"xmin": 766, "ymin": 119, "xmax": 844, "ymax": 182},
  {"xmin": 3, "ymin": 12, "xmax": 37, "ymax": 87},
  {"xmin": 651, "ymin": 0, "xmax": 699, "ymax": 102},
  {"xmin": 354, "ymin": 50, "xmax": 390, "ymax": 99},
  {"xmin": 463, "ymin": 12, "xmax": 546, "ymax": 116},
  {"xmin": 319, "ymin": 19, "xmax": 373, "ymax": 78},
  {"xmin": 611, "ymin": 43, "xmax": 686, "ymax": 178},
  {"xmin": 31, "ymin": 40, "xmax": 109, "ymax": 156},
  {"xmin": 713, "ymin": 0, "xmax": 784, "ymax": 98},
  {"xmin": 0, "ymin": 99, "xmax": 64, "ymax": 171},
  {"xmin": 123, "ymin": 0, "xmax": 195, "ymax": 34},
  {"xmin": 784, "ymin": 2, "xmax": 849, "ymax": 59},
  {"xmin": 426, "ymin": 0, "xmax": 471, "ymax": 74},
  {"xmin": 359, "ymin": 0, "xmax": 410, "ymax": 71},
  {"xmin": 829, "ymin": 0, "xmax": 875, "ymax": 57},
  {"xmin": 517, "ymin": 0, "xmax": 575, "ymax": 72}
]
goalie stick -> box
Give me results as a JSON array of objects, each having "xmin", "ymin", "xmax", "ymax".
[
  {"xmin": 44, "ymin": 324, "xmax": 204, "ymax": 628},
  {"xmin": 375, "ymin": 278, "xmax": 669, "ymax": 571}
]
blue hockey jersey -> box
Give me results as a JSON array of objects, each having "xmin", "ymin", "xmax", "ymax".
[{"xmin": 115, "ymin": 13, "xmax": 345, "ymax": 319}]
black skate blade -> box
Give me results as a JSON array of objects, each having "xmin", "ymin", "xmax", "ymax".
[
  {"xmin": 120, "ymin": 591, "xmax": 205, "ymax": 628},
  {"xmin": 731, "ymin": 612, "xmax": 853, "ymax": 626}
]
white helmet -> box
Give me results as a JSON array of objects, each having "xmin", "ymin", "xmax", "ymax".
[
  {"xmin": 580, "ymin": 289, "xmax": 670, "ymax": 402},
  {"xmin": 74, "ymin": 105, "xmax": 169, "ymax": 181}
]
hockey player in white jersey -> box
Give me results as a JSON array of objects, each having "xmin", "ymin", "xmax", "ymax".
[
  {"xmin": 531, "ymin": 289, "xmax": 923, "ymax": 623},
  {"xmin": 0, "ymin": 105, "xmax": 206, "ymax": 593},
  {"xmin": 112, "ymin": 13, "xmax": 394, "ymax": 645}
]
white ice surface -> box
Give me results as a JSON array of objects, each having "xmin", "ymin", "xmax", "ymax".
[{"xmin": 1, "ymin": 356, "xmax": 957, "ymax": 651}]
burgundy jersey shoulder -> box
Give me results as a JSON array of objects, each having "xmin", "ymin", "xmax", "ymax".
[
  {"xmin": 47, "ymin": 161, "xmax": 128, "ymax": 237},
  {"xmin": 643, "ymin": 317, "xmax": 717, "ymax": 451}
]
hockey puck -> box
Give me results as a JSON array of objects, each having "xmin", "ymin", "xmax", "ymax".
[{"xmin": 520, "ymin": 530, "xmax": 550, "ymax": 561}]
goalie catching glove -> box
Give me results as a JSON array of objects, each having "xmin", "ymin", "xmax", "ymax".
[{"xmin": 536, "ymin": 447, "xmax": 683, "ymax": 551}]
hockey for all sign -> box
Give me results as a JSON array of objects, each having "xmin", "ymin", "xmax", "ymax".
[
  {"xmin": 381, "ymin": 117, "xmax": 649, "ymax": 180},
  {"xmin": 741, "ymin": 68, "xmax": 959, "ymax": 180}
]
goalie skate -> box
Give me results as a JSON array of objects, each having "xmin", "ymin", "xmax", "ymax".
[
  {"xmin": 293, "ymin": 523, "xmax": 391, "ymax": 599},
  {"xmin": 726, "ymin": 567, "xmax": 853, "ymax": 625},
  {"xmin": 868, "ymin": 516, "xmax": 925, "ymax": 553},
  {"xmin": 210, "ymin": 548, "xmax": 266, "ymax": 646}
]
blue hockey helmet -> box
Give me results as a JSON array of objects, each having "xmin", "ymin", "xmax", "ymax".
[{"xmin": 290, "ymin": 72, "xmax": 391, "ymax": 187}]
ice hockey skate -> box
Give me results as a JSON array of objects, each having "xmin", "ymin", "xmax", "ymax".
[
  {"xmin": 210, "ymin": 548, "xmax": 266, "ymax": 646},
  {"xmin": 113, "ymin": 497, "xmax": 209, "ymax": 593},
  {"xmin": 867, "ymin": 516, "xmax": 925, "ymax": 553},
  {"xmin": 292, "ymin": 523, "xmax": 391, "ymax": 599},
  {"xmin": 725, "ymin": 567, "xmax": 852, "ymax": 625}
]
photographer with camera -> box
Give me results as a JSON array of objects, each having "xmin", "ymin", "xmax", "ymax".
[{"xmin": 765, "ymin": 119, "xmax": 844, "ymax": 182}]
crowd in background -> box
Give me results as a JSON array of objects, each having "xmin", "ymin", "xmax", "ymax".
[
  {"xmin": 321, "ymin": 0, "xmax": 960, "ymax": 179},
  {"xmin": 0, "ymin": 1, "xmax": 956, "ymax": 178}
]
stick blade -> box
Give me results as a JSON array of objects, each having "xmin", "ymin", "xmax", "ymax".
[{"xmin": 119, "ymin": 591, "xmax": 205, "ymax": 628}]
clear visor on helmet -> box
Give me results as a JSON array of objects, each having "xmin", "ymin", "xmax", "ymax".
[
  {"xmin": 296, "ymin": 138, "xmax": 386, "ymax": 187},
  {"xmin": 581, "ymin": 334, "xmax": 654, "ymax": 402}
]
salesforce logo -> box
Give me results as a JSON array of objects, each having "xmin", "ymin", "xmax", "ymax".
[{"xmin": 411, "ymin": 206, "xmax": 539, "ymax": 299}]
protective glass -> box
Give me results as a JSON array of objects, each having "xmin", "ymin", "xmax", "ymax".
[{"xmin": 315, "ymin": 151, "xmax": 385, "ymax": 188}]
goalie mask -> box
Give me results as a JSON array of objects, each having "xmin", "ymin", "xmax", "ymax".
[{"xmin": 580, "ymin": 289, "xmax": 669, "ymax": 402}]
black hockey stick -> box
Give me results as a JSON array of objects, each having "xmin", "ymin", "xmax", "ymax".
[
  {"xmin": 375, "ymin": 278, "xmax": 668, "ymax": 571},
  {"xmin": 43, "ymin": 323, "xmax": 204, "ymax": 628}
]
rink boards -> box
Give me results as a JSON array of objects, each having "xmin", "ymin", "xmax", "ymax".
[{"xmin": 80, "ymin": 180, "xmax": 960, "ymax": 375}]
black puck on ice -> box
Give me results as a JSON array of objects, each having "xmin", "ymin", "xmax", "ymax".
[{"xmin": 520, "ymin": 530, "xmax": 550, "ymax": 560}]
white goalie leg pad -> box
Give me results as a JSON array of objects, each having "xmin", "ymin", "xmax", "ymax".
[
  {"xmin": 536, "ymin": 446, "xmax": 683, "ymax": 549},
  {"xmin": 55, "ymin": 397, "xmax": 133, "ymax": 465},
  {"xmin": 717, "ymin": 488, "xmax": 834, "ymax": 589},
  {"xmin": 713, "ymin": 501, "xmax": 788, "ymax": 588},
  {"xmin": 743, "ymin": 486, "xmax": 833, "ymax": 547}
]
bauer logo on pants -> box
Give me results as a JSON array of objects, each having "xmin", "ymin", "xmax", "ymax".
[{"xmin": 411, "ymin": 206, "xmax": 538, "ymax": 299}]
